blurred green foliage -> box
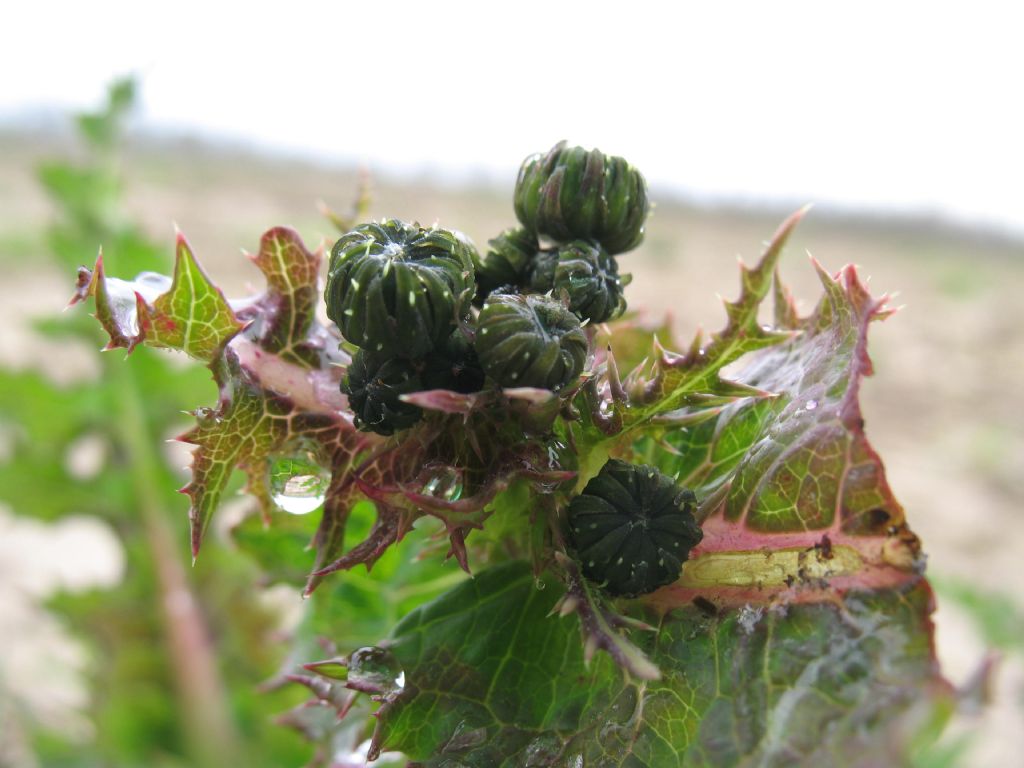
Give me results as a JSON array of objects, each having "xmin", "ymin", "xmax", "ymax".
[
  {"xmin": 0, "ymin": 77, "xmax": 477, "ymax": 768},
  {"xmin": 936, "ymin": 578, "xmax": 1024, "ymax": 657},
  {"xmin": 0, "ymin": 78, "xmax": 310, "ymax": 768}
]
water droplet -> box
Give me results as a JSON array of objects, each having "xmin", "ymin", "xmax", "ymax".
[
  {"xmin": 346, "ymin": 646, "xmax": 405, "ymax": 696},
  {"xmin": 269, "ymin": 447, "xmax": 330, "ymax": 515},
  {"xmin": 805, "ymin": 399, "xmax": 818, "ymax": 411},
  {"xmin": 421, "ymin": 467, "xmax": 464, "ymax": 501},
  {"xmin": 134, "ymin": 271, "xmax": 173, "ymax": 301},
  {"xmin": 534, "ymin": 577, "xmax": 547, "ymax": 591}
]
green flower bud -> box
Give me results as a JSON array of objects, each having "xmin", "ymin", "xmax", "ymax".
[
  {"xmin": 474, "ymin": 293, "xmax": 587, "ymax": 391},
  {"xmin": 567, "ymin": 459, "xmax": 703, "ymax": 597},
  {"xmin": 514, "ymin": 142, "xmax": 649, "ymax": 255},
  {"xmin": 420, "ymin": 331, "xmax": 486, "ymax": 394},
  {"xmin": 474, "ymin": 227, "xmax": 539, "ymax": 302},
  {"xmin": 342, "ymin": 350, "xmax": 424, "ymax": 435},
  {"xmin": 529, "ymin": 240, "xmax": 626, "ymax": 324},
  {"xmin": 325, "ymin": 219, "xmax": 476, "ymax": 358}
]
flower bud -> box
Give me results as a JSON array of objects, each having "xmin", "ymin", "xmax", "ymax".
[
  {"xmin": 474, "ymin": 293, "xmax": 587, "ymax": 391},
  {"xmin": 326, "ymin": 219, "xmax": 476, "ymax": 358},
  {"xmin": 474, "ymin": 227, "xmax": 539, "ymax": 302},
  {"xmin": 567, "ymin": 459, "xmax": 703, "ymax": 597},
  {"xmin": 342, "ymin": 350, "xmax": 425, "ymax": 435},
  {"xmin": 530, "ymin": 240, "xmax": 626, "ymax": 324},
  {"xmin": 514, "ymin": 142, "xmax": 649, "ymax": 255}
]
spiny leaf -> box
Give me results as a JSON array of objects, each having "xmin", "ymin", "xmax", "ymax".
[
  {"xmin": 327, "ymin": 248, "xmax": 946, "ymax": 757},
  {"xmin": 71, "ymin": 233, "xmax": 244, "ymax": 360},
  {"xmin": 598, "ymin": 206, "xmax": 808, "ymax": 432},
  {"xmin": 179, "ymin": 345, "xmax": 367, "ymax": 564},
  {"xmin": 592, "ymin": 312, "xmax": 675, "ymax": 376},
  {"xmin": 773, "ymin": 267, "xmax": 801, "ymax": 329},
  {"xmin": 641, "ymin": 261, "xmax": 916, "ymax": 610},
  {"xmin": 241, "ymin": 227, "xmax": 323, "ymax": 365},
  {"xmin": 147, "ymin": 234, "xmax": 246, "ymax": 359},
  {"xmin": 71, "ymin": 251, "xmax": 143, "ymax": 351}
]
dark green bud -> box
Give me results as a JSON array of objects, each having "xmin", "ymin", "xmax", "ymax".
[
  {"xmin": 474, "ymin": 293, "xmax": 587, "ymax": 391},
  {"xmin": 420, "ymin": 331, "xmax": 486, "ymax": 394},
  {"xmin": 474, "ymin": 227, "xmax": 539, "ymax": 302},
  {"xmin": 514, "ymin": 142, "xmax": 649, "ymax": 255},
  {"xmin": 567, "ymin": 459, "xmax": 702, "ymax": 597},
  {"xmin": 342, "ymin": 350, "xmax": 424, "ymax": 435},
  {"xmin": 529, "ymin": 240, "xmax": 626, "ymax": 324},
  {"xmin": 325, "ymin": 219, "xmax": 476, "ymax": 358}
]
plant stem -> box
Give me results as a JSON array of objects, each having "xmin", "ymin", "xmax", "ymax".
[{"xmin": 112, "ymin": 355, "xmax": 242, "ymax": 768}]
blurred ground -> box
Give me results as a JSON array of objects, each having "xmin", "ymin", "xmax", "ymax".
[{"xmin": 1, "ymin": 130, "xmax": 1022, "ymax": 765}]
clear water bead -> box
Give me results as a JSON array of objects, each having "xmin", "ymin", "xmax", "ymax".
[
  {"xmin": 268, "ymin": 449, "xmax": 330, "ymax": 515},
  {"xmin": 421, "ymin": 467, "xmax": 464, "ymax": 501},
  {"xmin": 346, "ymin": 646, "xmax": 405, "ymax": 696}
]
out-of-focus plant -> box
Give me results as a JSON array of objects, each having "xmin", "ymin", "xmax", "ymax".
[
  {"xmin": 65, "ymin": 93, "xmax": 964, "ymax": 765},
  {"xmin": 0, "ymin": 79, "xmax": 315, "ymax": 768}
]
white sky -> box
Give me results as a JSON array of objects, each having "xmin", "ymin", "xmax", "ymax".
[{"xmin": 4, "ymin": 1, "xmax": 1023, "ymax": 234}]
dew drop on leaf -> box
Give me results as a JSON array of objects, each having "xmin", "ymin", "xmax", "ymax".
[
  {"xmin": 268, "ymin": 449, "xmax": 330, "ymax": 515},
  {"xmin": 421, "ymin": 467, "xmax": 464, "ymax": 501},
  {"xmin": 133, "ymin": 271, "xmax": 172, "ymax": 301},
  {"xmin": 346, "ymin": 646, "xmax": 405, "ymax": 696}
]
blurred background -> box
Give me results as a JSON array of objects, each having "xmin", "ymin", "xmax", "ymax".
[{"xmin": 1, "ymin": 2, "xmax": 1022, "ymax": 766}]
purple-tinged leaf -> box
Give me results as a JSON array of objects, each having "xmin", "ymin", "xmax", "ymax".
[
  {"xmin": 178, "ymin": 343, "xmax": 375, "ymax": 573},
  {"xmin": 644, "ymin": 261, "xmax": 918, "ymax": 611},
  {"xmin": 71, "ymin": 234, "xmax": 244, "ymax": 360},
  {"xmin": 399, "ymin": 389, "xmax": 484, "ymax": 414},
  {"xmin": 240, "ymin": 227, "xmax": 323, "ymax": 365},
  {"xmin": 589, "ymin": 207, "xmax": 808, "ymax": 435}
]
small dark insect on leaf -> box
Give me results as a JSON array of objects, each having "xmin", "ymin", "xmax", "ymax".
[
  {"xmin": 693, "ymin": 596, "xmax": 717, "ymax": 617},
  {"xmin": 816, "ymin": 533, "xmax": 834, "ymax": 560}
]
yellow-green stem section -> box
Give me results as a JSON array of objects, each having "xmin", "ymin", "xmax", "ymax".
[{"xmin": 679, "ymin": 546, "xmax": 863, "ymax": 589}]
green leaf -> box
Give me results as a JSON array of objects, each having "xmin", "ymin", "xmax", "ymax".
[
  {"xmin": 243, "ymin": 227, "xmax": 323, "ymax": 365},
  {"xmin": 595, "ymin": 207, "xmax": 807, "ymax": 434},
  {"xmin": 76, "ymin": 77, "xmax": 136, "ymax": 150},
  {"xmin": 148, "ymin": 234, "xmax": 246, "ymax": 359},
  {"xmin": 632, "ymin": 262, "xmax": 921, "ymax": 612},
  {"xmin": 366, "ymin": 561, "xmax": 950, "ymax": 766},
  {"xmin": 179, "ymin": 348, "xmax": 364, "ymax": 573},
  {"xmin": 71, "ymin": 233, "xmax": 244, "ymax": 360}
]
